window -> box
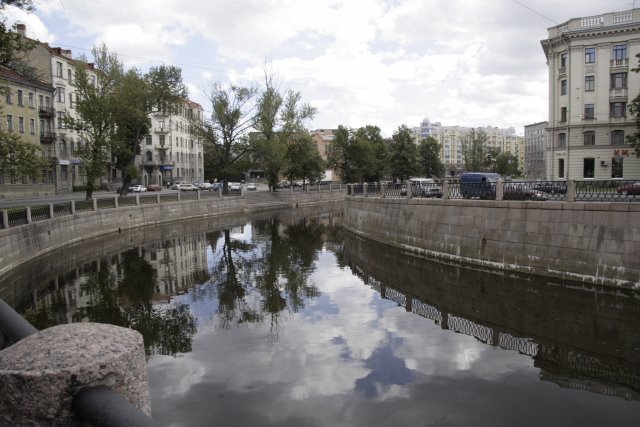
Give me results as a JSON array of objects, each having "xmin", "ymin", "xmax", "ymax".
[
  {"xmin": 56, "ymin": 61, "xmax": 63, "ymax": 77},
  {"xmin": 584, "ymin": 104, "xmax": 594, "ymax": 119},
  {"xmin": 558, "ymin": 133, "xmax": 566, "ymax": 148},
  {"xmin": 6, "ymin": 114, "xmax": 12, "ymax": 131},
  {"xmin": 18, "ymin": 116, "xmax": 24, "ymax": 133},
  {"xmin": 611, "ymin": 157, "xmax": 623, "ymax": 178},
  {"xmin": 57, "ymin": 87, "xmax": 65, "ymax": 103},
  {"xmin": 146, "ymin": 135, "xmax": 152, "ymax": 145},
  {"xmin": 69, "ymin": 93, "xmax": 74, "ymax": 108},
  {"xmin": 585, "ymin": 47, "xmax": 596, "ymax": 63},
  {"xmin": 585, "ymin": 75, "xmax": 595, "ymax": 91},
  {"xmin": 611, "ymin": 130, "xmax": 625, "ymax": 145},
  {"xmin": 560, "ymin": 52, "xmax": 567, "ymax": 68},
  {"xmin": 583, "ymin": 158, "xmax": 595, "ymax": 178},
  {"xmin": 67, "ymin": 69, "xmax": 72, "ymax": 83},
  {"xmin": 610, "ymin": 102, "xmax": 626, "ymax": 118},
  {"xmin": 611, "ymin": 72, "xmax": 627, "ymax": 89},
  {"xmin": 560, "ymin": 107, "xmax": 567, "ymax": 122},
  {"xmin": 28, "ymin": 92, "xmax": 34, "ymax": 107},
  {"xmin": 561, "ymin": 79, "xmax": 567, "ymax": 95},
  {"xmin": 17, "ymin": 90, "xmax": 23, "ymax": 106},
  {"xmin": 146, "ymin": 151, "xmax": 152, "ymax": 162},
  {"xmin": 159, "ymin": 120, "xmax": 165, "ymax": 130},
  {"xmin": 558, "ymin": 159, "xmax": 565, "ymax": 178},
  {"xmin": 57, "ymin": 111, "xmax": 65, "ymax": 129},
  {"xmin": 583, "ymin": 131, "xmax": 595, "ymax": 145},
  {"xmin": 29, "ymin": 118, "xmax": 35, "ymax": 134},
  {"xmin": 5, "ymin": 88, "xmax": 11, "ymax": 104},
  {"xmin": 612, "ymin": 44, "xmax": 627, "ymax": 60},
  {"xmin": 159, "ymin": 134, "xmax": 165, "ymax": 146},
  {"xmin": 60, "ymin": 139, "xmax": 66, "ymax": 155}
]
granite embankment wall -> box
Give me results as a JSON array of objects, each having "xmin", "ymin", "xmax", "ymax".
[
  {"xmin": 343, "ymin": 197, "xmax": 640, "ymax": 289},
  {"xmin": 0, "ymin": 190, "xmax": 345, "ymax": 278}
]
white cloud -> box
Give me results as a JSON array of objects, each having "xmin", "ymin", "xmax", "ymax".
[{"xmin": 13, "ymin": 0, "xmax": 636, "ymax": 136}]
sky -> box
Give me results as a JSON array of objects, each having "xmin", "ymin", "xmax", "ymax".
[{"xmin": 4, "ymin": 0, "xmax": 637, "ymax": 137}]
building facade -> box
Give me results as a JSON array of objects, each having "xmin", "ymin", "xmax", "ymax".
[
  {"xmin": 524, "ymin": 121, "xmax": 548, "ymax": 179},
  {"xmin": 541, "ymin": 8, "xmax": 640, "ymax": 180},
  {"xmin": 415, "ymin": 118, "xmax": 524, "ymax": 177},
  {"xmin": 0, "ymin": 66, "xmax": 56, "ymax": 195},
  {"xmin": 142, "ymin": 101, "xmax": 204, "ymax": 186}
]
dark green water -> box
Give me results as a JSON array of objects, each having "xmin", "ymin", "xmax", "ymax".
[{"xmin": 2, "ymin": 207, "xmax": 639, "ymax": 426}]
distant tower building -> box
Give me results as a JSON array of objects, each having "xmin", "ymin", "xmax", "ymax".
[
  {"xmin": 541, "ymin": 8, "xmax": 640, "ymax": 179},
  {"xmin": 524, "ymin": 121, "xmax": 548, "ymax": 179}
]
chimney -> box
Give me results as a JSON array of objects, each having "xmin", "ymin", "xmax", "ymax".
[{"xmin": 16, "ymin": 23, "xmax": 26, "ymax": 37}]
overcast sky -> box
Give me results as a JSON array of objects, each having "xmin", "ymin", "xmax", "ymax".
[{"xmin": 4, "ymin": 0, "xmax": 637, "ymax": 137}]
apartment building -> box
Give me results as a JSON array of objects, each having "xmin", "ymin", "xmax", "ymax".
[
  {"xmin": 0, "ymin": 66, "xmax": 55, "ymax": 195},
  {"xmin": 541, "ymin": 8, "xmax": 640, "ymax": 179},
  {"xmin": 310, "ymin": 128, "xmax": 338, "ymax": 182},
  {"xmin": 524, "ymin": 121, "xmax": 548, "ymax": 179},
  {"xmin": 143, "ymin": 100, "xmax": 204, "ymax": 186},
  {"xmin": 415, "ymin": 118, "xmax": 524, "ymax": 177}
]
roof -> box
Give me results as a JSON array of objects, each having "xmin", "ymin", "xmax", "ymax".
[{"xmin": 0, "ymin": 66, "xmax": 54, "ymax": 92}]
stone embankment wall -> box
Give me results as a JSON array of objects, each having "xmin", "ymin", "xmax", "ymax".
[
  {"xmin": 343, "ymin": 197, "xmax": 640, "ymax": 289},
  {"xmin": 0, "ymin": 190, "xmax": 345, "ymax": 278}
]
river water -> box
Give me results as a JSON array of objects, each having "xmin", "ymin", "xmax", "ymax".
[{"xmin": 1, "ymin": 206, "xmax": 639, "ymax": 426}]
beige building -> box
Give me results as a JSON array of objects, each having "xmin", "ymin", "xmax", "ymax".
[
  {"xmin": 415, "ymin": 118, "xmax": 524, "ymax": 176},
  {"xmin": 541, "ymin": 8, "xmax": 640, "ymax": 180},
  {"xmin": 143, "ymin": 100, "xmax": 204, "ymax": 186},
  {"xmin": 0, "ymin": 66, "xmax": 55, "ymax": 195}
]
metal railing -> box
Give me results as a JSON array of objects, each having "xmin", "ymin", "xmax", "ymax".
[{"xmin": 347, "ymin": 179, "xmax": 640, "ymax": 203}]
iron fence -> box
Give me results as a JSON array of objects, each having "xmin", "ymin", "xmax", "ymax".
[
  {"xmin": 160, "ymin": 193, "xmax": 179, "ymax": 202},
  {"xmin": 118, "ymin": 196, "xmax": 137, "ymax": 207},
  {"xmin": 7, "ymin": 208, "xmax": 28, "ymax": 227},
  {"xmin": 97, "ymin": 198, "xmax": 116, "ymax": 209},
  {"xmin": 75, "ymin": 200, "xmax": 94, "ymax": 212},
  {"xmin": 139, "ymin": 194, "xmax": 158, "ymax": 205},
  {"xmin": 30, "ymin": 205, "xmax": 50, "ymax": 222}
]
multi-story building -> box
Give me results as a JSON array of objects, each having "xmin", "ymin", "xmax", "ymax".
[
  {"xmin": 415, "ymin": 118, "xmax": 524, "ymax": 177},
  {"xmin": 143, "ymin": 101, "xmax": 204, "ymax": 186},
  {"xmin": 541, "ymin": 8, "xmax": 640, "ymax": 180},
  {"xmin": 524, "ymin": 121, "xmax": 548, "ymax": 179},
  {"xmin": 17, "ymin": 24, "xmax": 103, "ymax": 193},
  {"xmin": 0, "ymin": 66, "xmax": 56, "ymax": 196}
]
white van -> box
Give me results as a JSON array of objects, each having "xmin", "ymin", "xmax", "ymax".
[{"xmin": 408, "ymin": 178, "xmax": 443, "ymax": 198}]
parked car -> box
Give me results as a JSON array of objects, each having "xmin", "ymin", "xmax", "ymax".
[
  {"xmin": 146, "ymin": 184, "xmax": 161, "ymax": 192},
  {"xmin": 209, "ymin": 182, "xmax": 223, "ymax": 191},
  {"xmin": 246, "ymin": 183, "xmax": 257, "ymax": 191},
  {"xmin": 130, "ymin": 185, "xmax": 147, "ymax": 192},
  {"xmin": 278, "ymin": 180, "xmax": 290, "ymax": 189},
  {"xmin": 176, "ymin": 183, "xmax": 198, "ymax": 191},
  {"xmin": 229, "ymin": 182, "xmax": 241, "ymax": 192},
  {"xmin": 503, "ymin": 183, "xmax": 548, "ymax": 201},
  {"xmin": 533, "ymin": 181, "xmax": 567, "ymax": 194},
  {"xmin": 171, "ymin": 181, "xmax": 188, "ymax": 190},
  {"xmin": 460, "ymin": 172, "xmax": 501, "ymax": 199},
  {"xmin": 400, "ymin": 178, "xmax": 442, "ymax": 198},
  {"xmin": 617, "ymin": 181, "xmax": 640, "ymax": 195}
]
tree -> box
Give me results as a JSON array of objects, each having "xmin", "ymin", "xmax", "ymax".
[
  {"xmin": 283, "ymin": 133, "xmax": 325, "ymax": 184},
  {"xmin": 418, "ymin": 136, "xmax": 444, "ymax": 178},
  {"xmin": 193, "ymin": 83, "xmax": 257, "ymax": 189},
  {"xmin": 0, "ymin": 129, "xmax": 49, "ymax": 181},
  {"xmin": 462, "ymin": 128, "xmax": 488, "ymax": 172},
  {"xmin": 390, "ymin": 124, "xmax": 418, "ymax": 181},
  {"xmin": 65, "ymin": 44, "xmax": 122, "ymax": 199},
  {"xmin": 354, "ymin": 125, "xmax": 389, "ymax": 182},
  {"xmin": 326, "ymin": 125, "xmax": 351, "ymax": 182},
  {"xmin": 495, "ymin": 152, "xmax": 519, "ymax": 177}
]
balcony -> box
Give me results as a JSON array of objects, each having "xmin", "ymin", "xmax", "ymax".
[
  {"xmin": 38, "ymin": 106, "xmax": 54, "ymax": 117},
  {"xmin": 154, "ymin": 127, "xmax": 169, "ymax": 134},
  {"xmin": 609, "ymin": 88, "xmax": 628, "ymax": 100},
  {"xmin": 141, "ymin": 156, "xmax": 175, "ymax": 168},
  {"xmin": 40, "ymin": 132, "xmax": 56, "ymax": 143},
  {"xmin": 610, "ymin": 58, "xmax": 629, "ymax": 69}
]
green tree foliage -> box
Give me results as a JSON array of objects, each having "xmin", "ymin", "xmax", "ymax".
[
  {"xmin": 253, "ymin": 72, "xmax": 317, "ymax": 190},
  {"xmin": 283, "ymin": 133, "xmax": 325, "ymax": 184},
  {"xmin": 417, "ymin": 136, "xmax": 444, "ymax": 178},
  {"xmin": 390, "ymin": 124, "xmax": 418, "ymax": 181},
  {"xmin": 462, "ymin": 128, "xmax": 488, "ymax": 172},
  {"xmin": 327, "ymin": 125, "xmax": 389, "ymax": 183},
  {"xmin": 0, "ymin": 1, "xmax": 36, "ymax": 75},
  {"xmin": 64, "ymin": 44, "xmax": 122, "ymax": 199},
  {"xmin": 495, "ymin": 152, "xmax": 519, "ymax": 177},
  {"xmin": 0, "ymin": 128, "xmax": 49, "ymax": 180}
]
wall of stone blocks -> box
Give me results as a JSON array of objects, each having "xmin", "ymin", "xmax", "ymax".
[{"xmin": 343, "ymin": 197, "xmax": 640, "ymax": 289}]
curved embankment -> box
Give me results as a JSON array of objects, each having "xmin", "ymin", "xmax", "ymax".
[
  {"xmin": 0, "ymin": 191, "xmax": 346, "ymax": 279},
  {"xmin": 343, "ymin": 196, "xmax": 640, "ymax": 289}
]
